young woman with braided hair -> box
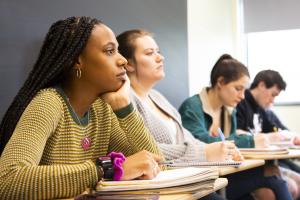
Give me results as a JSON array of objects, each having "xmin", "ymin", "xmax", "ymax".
[{"xmin": 0, "ymin": 17, "xmax": 163, "ymax": 199}]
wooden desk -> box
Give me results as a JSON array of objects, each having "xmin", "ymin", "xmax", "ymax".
[
  {"xmin": 242, "ymin": 149, "xmax": 300, "ymax": 160},
  {"xmin": 159, "ymin": 178, "xmax": 228, "ymax": 200},
  {"xmin": 218, "ymin": 159, "xmax": 265, "ymax": 176},
  {"xmin": 63, "ymin": 160, "xmax": 266, "ymax": 200}
]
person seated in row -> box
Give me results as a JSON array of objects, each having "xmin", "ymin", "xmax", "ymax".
[
  {"xmin": 0, "ymin": 17, "xmax": 164, "ymax": 199},
  {"xmin": 236, "ymin": 69, "xmax": 300, "ymax": 199},
  {"xmin": 179, "ymin": 54, "xmax": 293, "ymax": 199},
  {"xmin": 117, "ymin": 29, "xmax": 292, "ymax": 200}
]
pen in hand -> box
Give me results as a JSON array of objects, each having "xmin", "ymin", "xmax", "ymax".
[
  {"xmin": 217, "ymin": 127, "xmax": 226, "ymax": 141},
  {"xmin": 158, "ymin": 160, "xmax": 174, "ymax": 166}
]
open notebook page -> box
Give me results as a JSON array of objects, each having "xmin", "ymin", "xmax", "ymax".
[{"xmin": 99, "ymin": 167, "xmax": 214, "ymax": 186}]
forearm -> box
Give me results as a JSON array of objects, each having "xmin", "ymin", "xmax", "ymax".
[{"xmin": 0, "ymin": 160, "xmax": 98, "ymax": 200}]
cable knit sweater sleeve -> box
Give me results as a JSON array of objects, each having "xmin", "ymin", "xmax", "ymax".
[
  {"xmin": 158, "ymin": 130, "xmax": 207, "ymax": 162},
  {"xmin": 108, "ymin": 103, "xmax": 164, "ymax": 157}
]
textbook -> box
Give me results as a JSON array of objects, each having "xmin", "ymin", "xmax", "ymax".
[
  {"xmin": 168, "ymin": 160, "xmax": 242, "ymax": 168},
  {"xmin": 96, "ymin": 167, "xmax": 219, "ymax": 194}
]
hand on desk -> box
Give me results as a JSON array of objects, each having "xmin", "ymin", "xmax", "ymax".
[
  {"xmin": 121, "ymin": 150, "xmax": 163, "ymax": 181},
  {"xmin": 254, "ymin": 133, "xmax": 270, "ymax": 148},
  {"xmin": 276, "ymin": 130, "xmax": 300, "ymax": 146},
  {"xmin": 254, "ymin": 132, "xmax": 288, "ymax": 148},
  {"xmin": 266, "ymin": 132, "xmax": 289, "ymax": 142},
  {"xmin": 293, "ymin": 136, "xmax": 300, "ymax": 146},
  {"xmin": 204, "ymin": 141, "xmax": 244, "ymax": 162},
  {"xmin": 232, "ymin": 148, "xmax": 244, "ymax": 161}
]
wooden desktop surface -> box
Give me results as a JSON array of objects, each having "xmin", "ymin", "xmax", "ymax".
[
  {"xmin": 218, "ymin": 159, "xmax": 265, "ymax": 176},
  {"xmin": 63, "ymin": 159, "xmax": 267, "ymax": 200},
  {"xmin": 156, "ymin": 160, "xmax": 264, "ymax": 199},
  {"xmin": 242, "ymin": 149, "xmax": 300, "ymax": 160}
]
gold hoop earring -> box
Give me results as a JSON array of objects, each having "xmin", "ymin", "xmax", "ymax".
[{"xmin": 76, "ymin": 68, "xmax": 82, "ymax": 79}]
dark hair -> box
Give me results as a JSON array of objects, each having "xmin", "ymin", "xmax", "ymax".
[
  {"xmin": 210, "ymin": 54, "xmax": 250, "ymax": 87},
  {"xmin": 250, "ymin": 69, "xmax": 286, "ymax": 90},
  {"xmin": 117, "ymin": 29, "xmax": 152, "ymax": 61},
  {"xmin": 0, "ymin": 16, "xmax": 102, "ymax": 154}
]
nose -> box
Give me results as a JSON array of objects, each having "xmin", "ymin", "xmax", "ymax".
[
  {"xmin": 240, "ymin": 91, "xmax": 245, "ymax": 100},
  {"xmin": 238, "ymin": 89, "xmax": 245, "ymax": 100},
  {"xmin": 270, "ymin": 97, "xmax": 275, "ymax": 104},
  {"xmin": 156, "ymin": 52, "xmax": 164, "ymax": 62},
  {"xmin": 117, "ymin": 54, "xmax": 128, "ymax": 67}
]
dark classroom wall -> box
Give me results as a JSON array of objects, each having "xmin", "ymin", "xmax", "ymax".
[{"xmin": 0, "ymin": 0, "xmax": 189, "ymax": 120}]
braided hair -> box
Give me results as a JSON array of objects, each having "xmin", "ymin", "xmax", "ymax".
[{"xmin": 0, "ymin": 16, "xmax": 102, "ymax": 154}]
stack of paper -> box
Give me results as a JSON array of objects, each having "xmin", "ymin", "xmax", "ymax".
[
  {"xmin": 239, "ymin": 147, "xmax": 289, "ymax": 155},
  {"xmin": 96, "ymin": 167, "xmax": 219, "ymax": 195},
  {"xmin": 270, "ymin": 141, "xmax": 300, "ymax": 149}
]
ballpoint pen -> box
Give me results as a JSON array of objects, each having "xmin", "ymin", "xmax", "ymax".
[
  {"xmin": 158, "ymin": 161, "xmax": 174, "ymax": 166},
  {"xmin": 217, "ymin": 127, "xmax": 226, "ymax": 141}
]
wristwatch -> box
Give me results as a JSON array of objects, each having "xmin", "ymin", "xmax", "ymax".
[{"xmin": 96, "ymin": 156, "xmax": 114, "ymax": 180}]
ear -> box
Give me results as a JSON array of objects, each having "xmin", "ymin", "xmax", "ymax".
[
  {"xmin": 257, "ymin": 81, "xmax": 266, "ymax": 89},
  {"xmin": 216, "ymin": 76, "xmax": 225, "ymax": 88},
  {"xmin": 74, "ymin": 55, "xmax": 83, "ymax": 69},
  {"xmin": 125, "ymin": 59, "xmax": 136, "ymax": 73}
]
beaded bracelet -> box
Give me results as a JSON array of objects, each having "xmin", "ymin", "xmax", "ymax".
[{"xmin": 108, "ymin": 152, "xmax": 126, "ymax": 181}]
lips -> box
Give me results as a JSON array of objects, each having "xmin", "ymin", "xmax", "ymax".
[
  {"xmin": 157, "ymin": 64, "xmax": 164, "ymax": 69},
  {"xmin": 116, "ymin": 71, "xmax": 126, "ymax": 81}
]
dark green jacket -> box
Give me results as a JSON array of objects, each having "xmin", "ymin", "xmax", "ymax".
[{"xmin": 179, "ymin": 94, "xmax": 254, "ymax": 148}]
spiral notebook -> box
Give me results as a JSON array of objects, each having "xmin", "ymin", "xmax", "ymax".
[{"xmin": 168, "ymin": 160, "xmax": 242, "ymax": 168}]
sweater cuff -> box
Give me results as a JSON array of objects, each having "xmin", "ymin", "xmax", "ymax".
[
  {"xmin": 114, "ymin": 103, "xmax": 134, "ymax": 118},
  {"xmin": 249, "ymin": 137, "xmax": 255, "ymax": 148},
  {"xmin": 86, "ymin": 160, "xmax": 101, "ymax": 188}
]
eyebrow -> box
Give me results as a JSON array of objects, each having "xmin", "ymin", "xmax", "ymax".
[
  {"xmin": 143, "ymin": 47, "xmax": 159, "ymax": 52},
  {"xmin": 103, "ymin": 42, "xmax": 117, "ymax": 48}
]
